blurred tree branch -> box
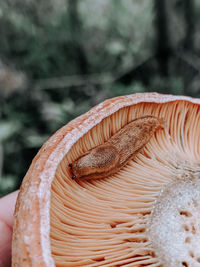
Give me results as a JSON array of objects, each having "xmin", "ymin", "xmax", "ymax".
[
  {"xmin": 68, "ymin": 0, "xmax": 89, "ymax": 74},
  {"xmin": 154, "ymin": 0, "xmax": 172, "ymax": 76},
  {"xmin": 34, "ymin": 54, "xmax": 154, "ymax": 90},
  {"xmin": 34, "ymin": 73, "xmax": 114, "ymax": 90},
  {"xmin": 184, "ymin": 0, "xmax": 195, "ymax": 51}
]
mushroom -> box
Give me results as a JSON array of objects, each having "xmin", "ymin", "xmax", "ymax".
[{"xmin": 12, "ymin": 93, "xmax": 200, "ymax": 266}]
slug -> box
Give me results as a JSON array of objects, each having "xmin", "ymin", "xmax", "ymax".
[{"xmin": 69, "ymin": 116, "xmax": 165, "ymax": 180}]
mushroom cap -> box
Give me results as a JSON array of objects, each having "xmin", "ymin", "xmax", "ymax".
[{"xmin": 12, "ymin": 93, "xmax": 200, "ymax": 266}]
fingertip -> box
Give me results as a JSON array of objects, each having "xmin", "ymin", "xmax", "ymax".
[
  {"xmin": 0, "ymin": 219, "xmax": 12, "ymax": 267},
  {"xmin": 0, "ymin": 190, "xmax": 19, "ymax": 228}
]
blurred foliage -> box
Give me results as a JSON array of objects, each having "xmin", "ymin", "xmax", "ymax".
[{"xmin": 0, "ymin": 0, "xmax": 200, "ymax": 196}]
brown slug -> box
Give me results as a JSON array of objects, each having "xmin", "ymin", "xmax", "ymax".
[{"xmin": 69, "ymin": 116, "xmax": 165, "ymax": 180}]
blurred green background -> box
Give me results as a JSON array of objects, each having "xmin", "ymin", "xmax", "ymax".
[{"xmin": 0, "ymin": 0, "xmax": 200, "ymax": 197}]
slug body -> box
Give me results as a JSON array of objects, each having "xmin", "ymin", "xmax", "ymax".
[{"xmin": 70, "ymin": 116, "xmax": 165, "ymax": 180}]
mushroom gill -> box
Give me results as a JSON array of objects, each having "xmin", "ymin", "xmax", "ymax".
[{"xmin": 50, "ymin": 100, "xmax": 200, "ymax": 266}]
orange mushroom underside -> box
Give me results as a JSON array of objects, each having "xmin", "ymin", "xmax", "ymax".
[{"xmin": 50, "ymin": 100, "xmax": 200, "ymax": 267}]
